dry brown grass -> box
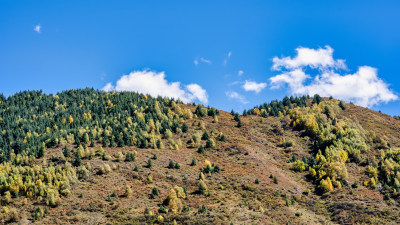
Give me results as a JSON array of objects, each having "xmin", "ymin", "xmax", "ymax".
[{"xmin": 3, "ymin": 103, "xmax": 400, "ymax": 224}]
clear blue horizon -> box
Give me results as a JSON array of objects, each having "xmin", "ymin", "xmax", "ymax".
[{"xmin": 1, "ymin": 1, "xmax": 399, "ymax": 115}]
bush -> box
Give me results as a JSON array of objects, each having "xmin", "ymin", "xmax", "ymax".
[
  {"xmin": 293, "ymin": 160, "xmax": 306, "ymax": 172},
  {"xmin": 319, "ymin": 177, "xmax": 333, "ymax": 192},
  {"xmin": 63, "ymin": 146, "xmax": 71, "ymax": 157},
  {"xmin": 99, "ymin": 164, "xmax": 111, "ymax": 175},
  {"xmin": 146, "ymin": 159, "xmax": 153, "ymax": 168},
  {"xmin": 124, "ymin": 185, "xmax": 132, "ymax": 197},
  {"xmin": 152, "ymin": 188, "xmax": 159, "ymax": 196},
  {"xmin": 198, "ymin": 204, "xmax": 207, "ymax": 213},
  {"xmin": 191, "ymin": 158, "xmax": 197, "ymax": 166},
  {"xmin": 7, "ymin": 208, "xmax": 20, "ymax": 222},
  {"xmin": 199, "ymin": 172, "xmax": 205, "ymax": 180},
  {"xmin": 198, "ymin": 180, "xmax": 208, "ymax": 195},
  {"xmin": 158, "ymin": 205, "xmax": 168, "ymax": 214},
  {"xmin": 125, "ymin": 152, "xmax": 135, "ymax": 162},
  {"xmin": 168, "ymin": 159, "xmax": 175, "ymax": 169},
  {"xmin": 198, "ymin": 146, "xmax": 205, "ymax": 154},
  {"xmin": 162, "ymin": 186, "xmax": 186, "ymax": 213},
  {"xmin": 202, "ymin": 131, "xmax": 210, "ymax": 140},
  {"xmin": 115, "ymin": 152, "xmax": 124, "ymax": 162},
  {"xmin": 205, "ymin": 139, "xmax": 216, "ymax": 148},
  {"xmin": 78, "ymin": 166, "xmax": 90, "ymax": 179},
  {"xmin": 219, "ymin": 134, "xmax": 226, "ymax": 142}
]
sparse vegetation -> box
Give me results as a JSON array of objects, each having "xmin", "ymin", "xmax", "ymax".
[{"xmin": 0, "ymin": 91, "xmax": 398, "ymax": 224}]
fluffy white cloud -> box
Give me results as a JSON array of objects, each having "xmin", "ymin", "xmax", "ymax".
[
  {"xmin": 34, "ymin": 24, "xmax": 41, "ymax": 33},
  {"xmin": 194, "ymin": 57, "xmax": 212, "ymax": 66},
  {"xmin": 186, "ymin": 84, "xmax": 208, "ymax": 104},
  {"xmin": 102, "ymin": 82, "xmax": 114, "ymax": 92},
  {"xmin": 238, "ymin": 70, "xmax": 244, "ymax": 76},
  {"xmin": 103, "ymin": 70, "xmax": 208, "ymax": 104},
  {"xmin": 243, "ymin": 80, "xmax": 267, "ymax": 93},
  {"xmin": 272, "ymin": 45, "xmax": 346, "ymax": 71},
  {"xmin": 226, "ymin": 91, "xmax": 248, "ymax": 104},
  {"xmin": 270, "ymin": 46, "xmax": 398, "ymax": 107}
]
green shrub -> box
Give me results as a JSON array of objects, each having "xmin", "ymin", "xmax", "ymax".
[
  {"xmin": 198, "ymin": 204, "xmax": 207, "ymax": 213},
  {"xmin": 146, "ymin": 159, "xmax": 153, "ymax": 168},
  {"xmin": 168, "ymin": 159, "xmax": 175, "ymax": 169},
  {"xmin": 158, "ymin": 205, "xmax": 168, "ymax": 214},
  {"xmin": 191, "ymin": 158, "xmax": 197, "ymax": 166}
]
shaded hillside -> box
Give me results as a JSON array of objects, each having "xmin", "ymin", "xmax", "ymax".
[{"xmin": 0, "ymin": 90, "xmax": 399, "ymax": 224}]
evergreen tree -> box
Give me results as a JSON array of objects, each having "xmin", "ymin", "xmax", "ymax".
[
  {"xmin": 191, "ymin": 158, "xmax": 197, "ymax": 166},
  {"xmin": 63, "ymin": 146, "xmax": 71, "ymax": 158},
  {"xmin": 182, "ymin": 122, "xmax": 189, "ymax": 133},
  {"xmin": 339, "ymin": 101, "xmax": 346, "ymax": 110},
  {"xmin": 201, "ymin": 131, "xmax": 209, "ymax": 140},
  {"xmin": 168, "ymin": 159, "xmax": 175, "ymax": 169},
  {"xmin": 74, "ymin": 151, "xmax": 82, "ymax": 167},
  {"xmin": 312, "ymin": 94, "xmax": 322, "ymax": 105}
]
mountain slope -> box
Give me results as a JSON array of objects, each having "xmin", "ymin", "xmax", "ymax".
[{"xmin": 0, "ymin": 90, "xmax": 399, "ymax": 224}]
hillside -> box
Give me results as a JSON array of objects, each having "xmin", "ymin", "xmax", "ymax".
[{"xmin": 0, "ymin": 90, "xmax": 400, "ymax": 224}]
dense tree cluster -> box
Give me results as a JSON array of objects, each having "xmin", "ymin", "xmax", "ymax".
[
  {"xmin": 286, "ymin": 100, "xmax": 367, "ymax": 192},
  {"xmin": 249, "ymin": 96, "xmax": 374, "ymax": 193},
  {"xmin": 0, "ymin": 157, "xmax": 77, "ymax": 207},
  {"xmin": 0, "ymin": 89, "xmax": 189, "ymax": 162},
  {"xmin": 244, "ymin": 95, "xmax": 311, "ymax": 117}
]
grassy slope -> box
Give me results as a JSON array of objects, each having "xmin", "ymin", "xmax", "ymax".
[{"xmin": 8, "ymin": 103, "xmax": 400, "ymax": 224}]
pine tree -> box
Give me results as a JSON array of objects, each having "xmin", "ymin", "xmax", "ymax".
[
  {"xmin": 182, "ymin": 122, "xmax": 188, "ymax": 133},
  {"xmin": 146, "ymin": 159, "xmax": 153, "ymax": 168},
  {"xmin": 74, "ymin": 151, "xmax": 82, "ymax": 167},
  {"xmin": 198, "ymin": 146, "xmax": 205, "ymax": 154},
  {"xmin": 201, "ymin": 131, "xmax": 209, "ymax": 140},
  {"xmin": 168, "ymin": 159, "xmax": 175, "ymax": 169},
  {"xmin": 312, "ymin": 94, "xmax": 322, "ymax": 105},
  {"xmin": 220, "ymin": 134, "xmax": 226, "ymax": 142},
  {"xmin": 339, "ymin": 101, "xmax": 346, "ymax": 110},
  {"xmin": 237, "ymin": 119, "xmax": 243, "ymax": 128},
  {"xmin": 191, "ymin": 158, "xmax": 197, "ymax": 166},
  {"xmin": 63, "ymin": 146, "xmax": 71, "ymax": 157},
  {"xmin": 37, "ymin": 143, "xmax": 45, "ymax": 158}
]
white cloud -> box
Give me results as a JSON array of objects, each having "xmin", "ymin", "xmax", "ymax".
[
  {"xmin": 243, "ymin": 80, "xmax": 267, "ymax": 93},
  {"xmin": 228, "ymin": 81, "xmax": 240, "ymax": 86},
  {"xmin": 34, "ymin": 24, "xmax": 41, "ymax": 33},
  {"xmin": 186, "ymin": 84, "xmax": 208, "ymax": 104},
  {"xmin": 238, "ymin": 70, "xmax": 244, "ymax": 76},
  {"xmin": 226, "ymin": 91, "xmax": 248, "ymax": 104},
  {"xmin": 272, "ymin": 45, "xmax": 346, "ymax": 71},
  {"xmin": 102, "ymin": 83, "xmax": 114, "ymax": 92},
  {"xmin": 270, "ymin": 46, "xmax": 398, "ymax": 107},
  {"xmin": 194, "ymin": 57, "xmax": 212, "ymax": 66},
  {"xmin": 223, "ymin": 51, "xmax": 232, "ymax": 66},
  {"xmin": 103, "ymin": 70, "xmax": 208, "ymax": 104}
]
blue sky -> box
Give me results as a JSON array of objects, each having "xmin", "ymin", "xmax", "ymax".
[{"xmin": 1, "ymin": 1, "xmax": 399, "ymax": 115}]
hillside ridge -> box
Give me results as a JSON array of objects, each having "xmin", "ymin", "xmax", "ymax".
[{"xmin": 0, "ymin": 90, "xmax": 399, "ymax": 224}]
